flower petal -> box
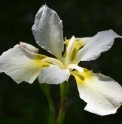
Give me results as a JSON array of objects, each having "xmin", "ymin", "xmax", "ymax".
[
  {"xmin": 75, "ymin": 30, "xmax": 122, "ymax": 63},
  {"xmin": 42, "ymin": 57, "xmax": 65, "ymax": 69},
  {"xmin": 32, "ymin": 5, "xmax": 64, "ymax": 60},
  {"xmin": 73, "ymin": 71, "xmax": 122, "ymax": 115},
  {"xmin": 75, "ymin": 37, "xmax": 91, "ymax": 45},
  {"xmin": 0, "ymin": 44, "xmax": 49, "ymax": 84},
  {"xmin": 67, "ymin": 64, "xmax": 83, "ymax": 72},
  {"xmin": 19, "ymin": 42, "xmax": 39, "ymax": 53},
  {"xmin": 64, "ymin": 37, "xmax": 91, "ymax": 65},
  {"xmin": 38, "ymin": 65, "xmax": 70, "ymax": 84},
  {"xmin": 64, "ymin": 36, "xmax": 75, "ymax": 66}
]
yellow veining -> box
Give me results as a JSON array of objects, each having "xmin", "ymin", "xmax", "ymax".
[
  {"xmin": 29, "ymin": 54, "xmax": 50, "ymax": 72},
  {"xmin": 83, "ymin": 68, "xmax": 93, "ymax": 79},
  {"xmin": 71, "ymin": 68, "xmax": 93, "ymax": 84}
]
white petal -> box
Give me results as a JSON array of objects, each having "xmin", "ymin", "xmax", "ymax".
[
  {"xmin": 0, "ymin": 44, "xmax": 48, "ymax": 84},
  {"xmin": 67, "ymin": 64, "xmax": 83, "ymax": 72},
  {"xmin": 75, "ymin": 37, "xmax": 91, "ymax": 45},
  {"xmin": 64, "ymin": 36, "xmax": 75, "ymax": 66},
  {"xmin": 42, "ymin": 57, "xmax": 65, "ymax": 69},
  {"xmin": 76, "ymin": 30, "xmax": 122, "ymax": 62},
  {"xmin": 38, "ymin": 65, "xmax": 70, "ymax": 84},
  {"xmin": 75, "ymin": 73, "xmax": 122, "ymax": 116},
  {"xmin": 32, "ymin": 5, "xmax": 64, "ymax": 60},
  {"xmin": 20, "ymin": 42, "xmax": 39, "ymax": 53}
]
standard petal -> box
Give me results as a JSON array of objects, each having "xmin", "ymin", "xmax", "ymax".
[
  {"xmin": 64, "ymin": 37, "xmax": 91, "ymax": 65},
  {"xmin": 75, "ymin": 30, "xmax": 122, "ymax": 63},
  {"xmin": 64, "ymin": 36, "xmax": 75, "ymax": 66},
  {"xmin": 32, "ymin": 5, "xmax": 64, "ymax": 60},
  {"xmin": 38, "ymin": 65, "xmax": 70, "ymax": 84},
  {"xmin": 75, "ymin": 37, "xmax": 91, "ymax": 45},
  {"xmin": 73, "ymin": 71, "xmax": 122, "ymax": 115},
  {"xmin": 0, "ymin": 44, "xmax": 49, "ymax": 84}
]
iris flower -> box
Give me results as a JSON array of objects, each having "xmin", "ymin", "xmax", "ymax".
[{"xmin": 0, "ymin": 5, "xmax": 122, "ymax": 116}]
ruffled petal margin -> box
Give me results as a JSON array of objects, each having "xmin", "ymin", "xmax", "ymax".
[{"xmin": 0, "ymin": 44, "xmax": 49, "ymax": 84}]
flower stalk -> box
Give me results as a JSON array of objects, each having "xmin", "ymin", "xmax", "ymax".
[
  {"xmin": 47, "ymin": 96, "xmax": 55, "ymax": 124},
  {"xmin": 40, "ymin": 82, "xmax": 69, "ymax": 124},
  {"xmin": 40, "ymin": 84, "xmax": 55, "ymax": 124},
  {"xmin": 56, "ymin": 82, "xmax": 69, "ymax": 124}
]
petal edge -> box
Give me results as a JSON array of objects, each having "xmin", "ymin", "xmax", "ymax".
[{"xmin": 73, "ymin": 71, "xmax": 122, "ymax": 115}]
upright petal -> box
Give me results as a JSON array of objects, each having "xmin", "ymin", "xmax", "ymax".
[
  {"xmin": 75, "ymin": 30, "xmax": 122, "ymax": 63},
  {"xmin": 64, "ymin": 37, "xmax": 91, "ymax": 65},
  {"xmin": 38, "ymin": 65, "xmax": 70, "ymax": 84},
  {"xmin": 32, "ymin": 5, "xmax": 64, "ymax": 60},
  {"xmin": 73, "ymin": 70, "xmax": 122, "ymax": 115},
  {"xmin": 64, "ymin": 36, "xmax": 75, "ymax": 66},
  {"xmin": 75, "ymin": 37, "xmax": 91, "ymax": 45},
  {"xmin": 0, "ymin": 44, "xmax": 49, "ymax": 84}
]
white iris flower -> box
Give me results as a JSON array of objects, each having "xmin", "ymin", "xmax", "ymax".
[{"xmin": 0, "ymin": 5, "xmax": 122, "ymax": 116}]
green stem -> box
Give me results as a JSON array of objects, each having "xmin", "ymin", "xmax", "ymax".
[
  {"xmin": 40, "ymin": 84, "xmax": 55, "ymax": 124},
  {"xmin": 56, "ymin": 82, "xmax": 69, "ymax": 124},
  {"xmin": 56, "ymin": 99, "xmax": 66, "ymax": 124},
  {"xmin": 47, "ymin": 97, "xmax": 55, "ymax": 124}
]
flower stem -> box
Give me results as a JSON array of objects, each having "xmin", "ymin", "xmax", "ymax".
[
  {"xmin": 47, "ymin": 97, "xmax": 55, "ymax": 124},
  {"xmin": 40, "ymin": 84, "xmax": 55, "ymax": 124},
  {"xmin": 40, "ymin": 82, "xmax": 69, "ymax": 124},
  {"xmin": 56, "ymin": 99, "xmax": 66, "ymax": 124},
  {"xmin": 56, "ymin": 82, "xmax": 69, "ymax": 124}
]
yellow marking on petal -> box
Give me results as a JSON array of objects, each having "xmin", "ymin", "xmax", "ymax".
[
  {"xmin": 63, "ymin": 38, "xmax": 69, "ymax": 58},
  {"xmin": 28, "ymin": 53, "xmax": 50, "ymax": 72},
  {"xmin": 71, "ymin": 68, "xmax": 93, "ymax": 84},
  {"xmin": 74, "ymin": 75, "xmax": 85, "ymax": 84},
  {"xmin": 83, "ymin": 68, "xmax": 93, "ymax": 79},
  {"xmin": 34, "ymin": 53, "xmax": 48, "ymax": 60},
  {"xmin": 64, "ymin": 38, "xmax": 84, "ymax": 48},
  {"xmin": 70, "ymin": 40, "xmax": 84, "ymax": 61},
  {"xmin": 64, "ymin": 37, "xmax": 69, "ymax": 47},
  {"xmin": 33, "ymin": 59, "xmax": 50, "ymax": 68},
  {"xmin": 42, "ymin": 57, "xmax": 65, "ymax": 69},
  {"xmin": 74, "ymin": 40, "xmax": 84, "ymax": 50},
  {"xmin": 64, "ymin": 38, "xmax": 85, "ymax": 62},
  {"xmin": 70, "ymin": 48, "xmax": 77, "ymax": 61}
]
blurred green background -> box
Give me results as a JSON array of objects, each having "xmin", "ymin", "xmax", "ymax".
[{"xmin": 0, "ymin": 0, "xmax": 122, "ymax": 124}]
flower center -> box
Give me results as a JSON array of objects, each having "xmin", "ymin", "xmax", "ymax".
[{"xmin": 63, "ymin": 37, "xmax": 84, "ymax": 67}]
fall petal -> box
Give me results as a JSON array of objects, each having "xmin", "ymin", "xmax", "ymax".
[
  {"xmin": 0, "ymin": 44, "xmax": 48, "ymax": 84},
  {"xmin": 73, "ymin": 71, "xmax": 122, "ymax": 115},
  {"xmin": 38, "ymin": 65, "xmax": 70, "ymax": 84}
]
